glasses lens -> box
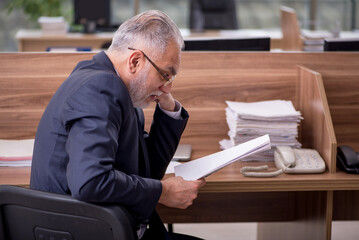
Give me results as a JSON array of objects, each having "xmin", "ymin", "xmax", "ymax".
[{"xmin": 164, "ymin": 75, "xmax": 175, "ymax": 86}]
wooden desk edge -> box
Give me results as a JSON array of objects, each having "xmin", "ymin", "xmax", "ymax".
[{"xmin": 2, "ymin": 168, "xmax": 359, "ymax": 192}]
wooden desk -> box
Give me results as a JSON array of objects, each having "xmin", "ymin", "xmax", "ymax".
[
  {"xmin": 4, "ymin": 164, "xmax": 359, "ymax": 192},
  {"xmin": 15, "ymin": 30, "xmax": 114, "ymax": 52},
  {"xmin": 0, "ymin": 167, "xmax": 30, "ymax": 187},
  {"xmin": 15, "ymin": 29, "xmax": 359, "ymax": 52},
  {"xmin": 15, "ymin": 29, "xmax": 282, "ymax": 52},
  {"xmin": 1, "ymin": 52, "xmax": 359, "ymax": 240},
  {"xmin": 2, "ymin": 164, "xmax": 359, "ymax": 240}
]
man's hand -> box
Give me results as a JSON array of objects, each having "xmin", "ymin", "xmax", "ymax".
[
  {"xmin": 156, "ymin": 93, "xmax": 176, "ymax": 112},
  {"xmin": 158, "ymin": 176, "xmax": 206, "ymax": 209}
]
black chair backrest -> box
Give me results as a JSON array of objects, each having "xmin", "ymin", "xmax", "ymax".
[
  {"xmin": 0, "ymin": 185, "xmax": 137, "ymax": 240},
  {"xmin": 189, "ymin": 0, "xmax": 238, "ymax": 31}
]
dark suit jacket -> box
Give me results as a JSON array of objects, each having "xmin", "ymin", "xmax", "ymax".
[{"xmin": 30, "ymin": 51, "xmax": 189, "ymax": 221}]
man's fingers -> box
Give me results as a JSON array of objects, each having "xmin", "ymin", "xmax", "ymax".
[{"xmin": 193, "ymin": 178, "xmax": 206, "ymax": 188}]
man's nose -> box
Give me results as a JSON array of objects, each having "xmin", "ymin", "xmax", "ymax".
[{"xmin": 159, "ymin": 82, "xmax": 172, "ymax": 94}]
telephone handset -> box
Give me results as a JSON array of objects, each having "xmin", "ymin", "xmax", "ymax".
[
  {"xmin": 337, "ymin": 145, "xmax": 359, "ymax": 174},
  {"xmin": 241, "ymin": 146, "xmax": 326, "ymax": 177}
]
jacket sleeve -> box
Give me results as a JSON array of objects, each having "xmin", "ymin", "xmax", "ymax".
[{"xmin": 144, "ymin": 104, "xmax": 189, "ymax": 180}]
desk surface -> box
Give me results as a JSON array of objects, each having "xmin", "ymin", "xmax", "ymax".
[
  {"xmin": 16, "ymin": 28, "xmax": 358, "ymax": 40},
  {"xmin": 15, "ymin": 29, "xmax": 115, "ymax": 40},
  {"xmin": 15, "ymin": 29, "xmax": 282, "ymax": 40},
  {"xmin": 15, "ymin": 28, "xmax": 283, "ymax": 51},
  {"xmin": 15, "ymin": 28, "xmax": 359, "ymax": 53},
  {"xmin": 2, "ymin": 161, "xmax": 359, "ymax": 192}
]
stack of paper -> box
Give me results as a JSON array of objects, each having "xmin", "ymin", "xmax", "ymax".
[
  {"xmin": 301, "ymin": 30, "xmax": 335, "ymax": 52},
  {"xmin": 220, "ymin": 100, "xmax": 302, "ymax": 161},
  {"xmin": 0, "ymin": 139, "xmax": 34, "ymax": 167},
  {"xmin": 175, "ymin": 134, "xmax": 271, "ymax": 180},
  {"xmin": 38, "ymin": 17, "xmax": 68, "ymax": 35}
]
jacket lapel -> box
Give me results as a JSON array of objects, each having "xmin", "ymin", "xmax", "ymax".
[{"xmin": 134, "ymin": 108, "xmax": 151, "ymax": 178}]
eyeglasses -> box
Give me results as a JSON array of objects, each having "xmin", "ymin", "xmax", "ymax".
[{"xmin": 128, "ymin": 47, "xmax": 175, "ymax": 86}]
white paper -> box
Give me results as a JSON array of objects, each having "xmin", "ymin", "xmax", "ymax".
[
  {"xmin": 175, "ymin": 135, "xmax": 271, "ymax": 180},
  {"xmin": 225, "ymin": 100, "xmax": 302, "ymax": 119},
  {"xmin": 221, "ymin": 100, "xmax": 303, "ymax": 161},
  {"xmin": 0, "ymin": 139, "xmax": 34, "ymax": 167},
  {"xmin": 0, "ymin": 160, "xmax": 32, "ymax": 167},
  {"xmin": 38, "ymin": 16, "xmax": 66, "ymax": 23},
  {"xmin": 0, "ymin": 139, "xmax": 34, "ymax": 158},
  {"xmin": 165, "ymin": 161, "xmax": 182, "ymax": 174}
]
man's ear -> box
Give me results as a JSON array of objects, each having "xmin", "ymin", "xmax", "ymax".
[{"xmin": 128, "ymin": 51, "xmax": 143, "ymax": 74}]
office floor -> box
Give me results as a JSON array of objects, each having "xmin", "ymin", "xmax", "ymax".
[{"xmin": 169, "ymin": 221, "xmax": 359, "ymax": 240}]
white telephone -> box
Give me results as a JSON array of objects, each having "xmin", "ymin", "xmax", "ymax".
[{"xmin": 240, "ymin": 146, "xmax": 326, "ymax": 177}]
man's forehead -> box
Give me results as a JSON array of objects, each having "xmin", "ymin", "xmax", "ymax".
[{"xmin": 160, "ymin": 51, "xmax": 180, "ymax": 74}]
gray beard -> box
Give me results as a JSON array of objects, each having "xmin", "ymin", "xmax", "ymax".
[{"xmin": 129, "ymin": 67, "xmax": 150, "ymax": 109}]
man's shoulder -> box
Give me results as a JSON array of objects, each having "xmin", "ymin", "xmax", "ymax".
[
  {"xmin": 69, "ymin": 58, "xmax": 123, "ymax": 91},
  {"xmin": 73, "ymin": 51, "xmax": 114, "ymax": 73}
]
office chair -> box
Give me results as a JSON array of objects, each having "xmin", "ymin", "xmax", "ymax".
[
  {"xmin": 0, "ymin": 185, "xmax": 137, "ymax": 240},
  {"xmin": 189, "ymin": 0, "xmax": 238, "ymax": 31}
]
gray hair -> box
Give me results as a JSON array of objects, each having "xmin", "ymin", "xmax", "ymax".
[{"xmin": 108, "ymin": 10, "xmax": 184, "ymax": 59}]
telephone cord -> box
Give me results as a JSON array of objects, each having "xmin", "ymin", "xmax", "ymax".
[{"xmin": 240, "ymin": 165, "xmax": 284, "ymax": 177}]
